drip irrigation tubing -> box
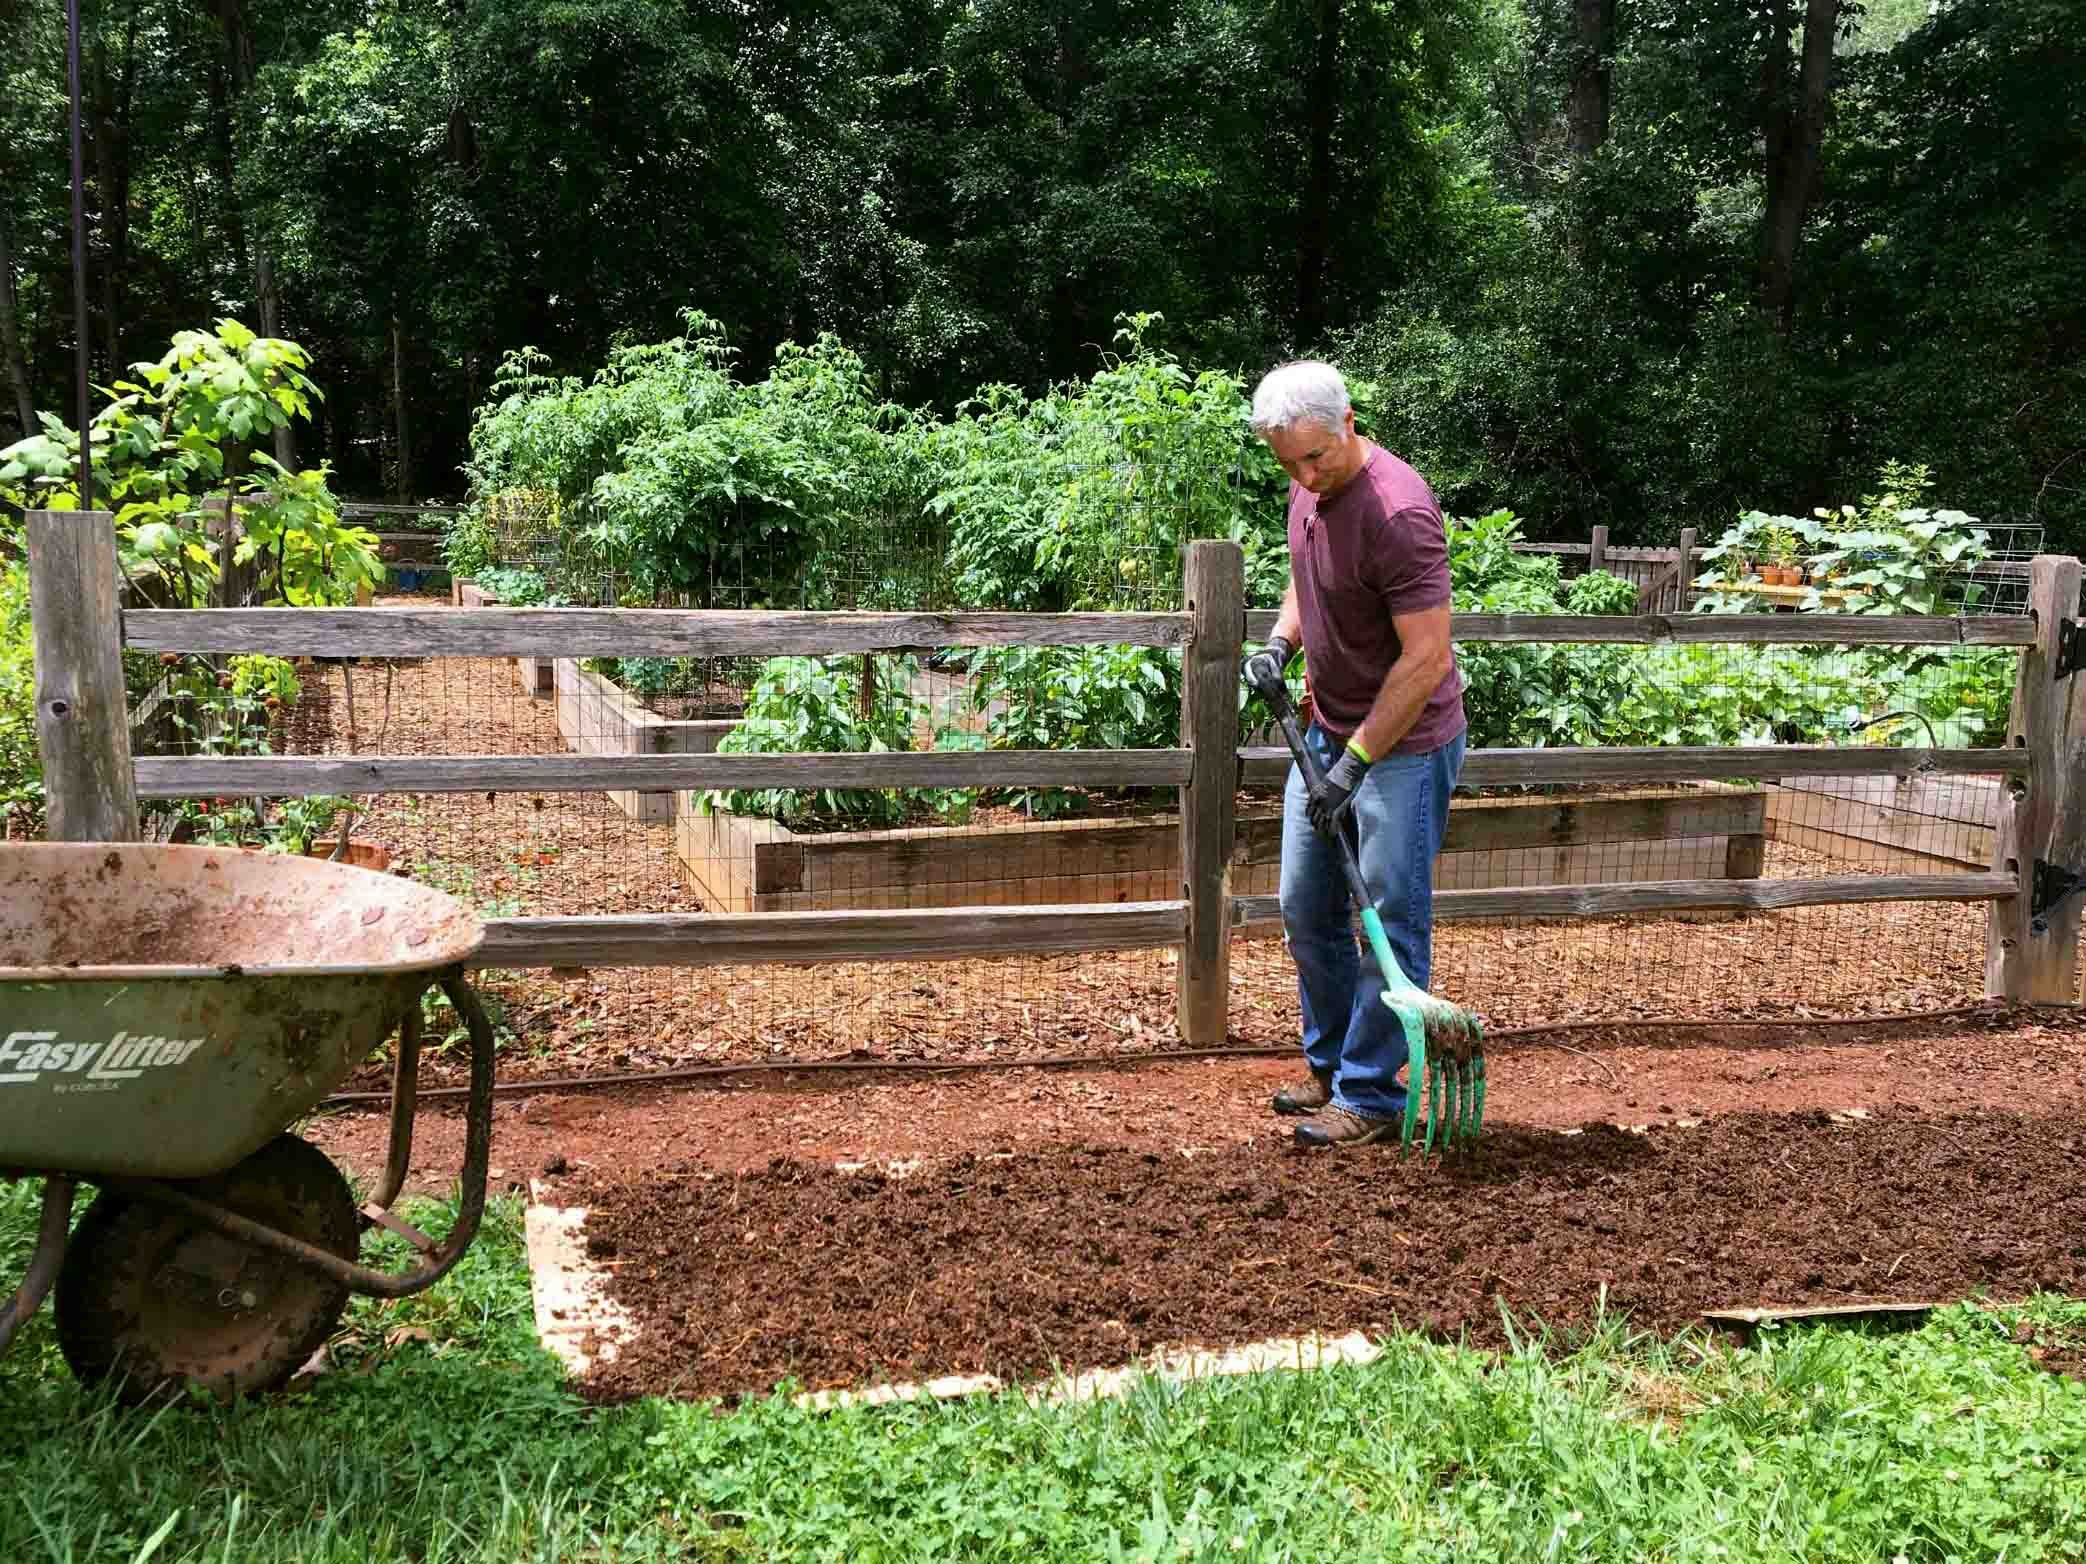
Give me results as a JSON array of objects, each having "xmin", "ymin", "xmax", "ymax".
[{"xmin": 315, "ymin": 999, "xmax": 2057, "ymax": 1109}]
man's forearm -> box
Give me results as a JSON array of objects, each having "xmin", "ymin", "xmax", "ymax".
[{"xmin": 1350, "ymin": 650, "xmax": 1444, "ymax": 761}]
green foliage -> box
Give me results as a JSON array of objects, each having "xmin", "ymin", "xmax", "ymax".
[
  {"xmin": 0, "ymin": 563, "xmax": 38, "ymax": 835},
  {"xmin": 470, "ymin": 565, "xmax": 555, "ymax": 606},
  {"xmin": 441, "ymin": 506, "xmax": 501, "ymax": 582},
  {"xmin": 2, "ymin": 1163, "xmax": 2083, "ymax": 1564},
  {"xmin": 1439, "ymin": 505, "xmax": 2002, "ymax": 752},
  {"xmin": 0, "ymin": 322, "xmax": 379, "ymax": 609},
  {"xmin": 464, "ymin": 314, "xmax": 926, "ymax": 607},
  {"xmin": 1878, "ymin": 647, "xmax": 2018, "ymax": 749},
  {"xmin": 1694, "ymin": 464, "xmax": 1997, "ymax": 618},
  {"xmin": 700, "ymin": 655, "xmax": 929, "ymax": 827},
  {"xmin": 959, "ymin": 644, "xmax": 1185, "ymax": 818},
  {"xmin": 931, "ymin": 316, "xmax": 1287, "ymax": 612}
]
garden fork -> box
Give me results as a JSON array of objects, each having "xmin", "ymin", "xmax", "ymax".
[{"xmin": 1263, "ymin": 683, "xmax": 1486, "ymax": 1153}]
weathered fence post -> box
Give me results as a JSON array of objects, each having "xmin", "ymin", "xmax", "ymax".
[
  {"xmin": 1177, "ymin": 540, "xmax": 1244, "ymax": 1043},
  {"xmin": 1673, "ymin": 526, "xmax": 1697, "ymax": 609},
  {"xmin": 26, "ymin": 510, "xmax": 140, "ymax": 841},
  {"xmin": 1986, "ymin": 553, "xmax": 2085, "ymax": 1003},
  {"xmin": 1588, "ymin": 524, "xmax": 1609, "ymax": 574}
]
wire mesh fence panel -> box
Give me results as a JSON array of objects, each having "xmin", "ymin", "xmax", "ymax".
[
  {"xmin": 109, "ymin": 446, "xmax": 2078, "ymax": 1079},
  {"xmin": 1234, "ymin": 632, "xmax": 2031, "ymax": 1036}
]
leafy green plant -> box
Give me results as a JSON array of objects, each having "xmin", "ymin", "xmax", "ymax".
[
  {"xmin": 1870, "ymin": 645, "xmax": 2018, "ymax": 747},
  {"xmin": 0, "ymin": 321, "xmax": 381, "ymax": 610},
  {"xmin": 441, "ymin": 504, "xmax": 501, "ymax": 580},
  {"xmin": 470, "ymin": 565, "xmax": 554, "ymax": 605},
  {"xmin": 698, "ymin": 655, "xmax": 929, "ymax": 826},
  {"xmin": 1807, "ymin": 480, "xmax": 1994, "ymax": 615},
  {"xmin": 1694, "ymin": 464, "xmax": 1993, "ymax": 618},
  {"xmin": 1564, "ymin": 568, "xmax": 1640, "ymax": 616},
  {"xmin": 464, "ymin": 313, "xmax": 928, "ymax": 607},
  {"xmin": 0, "ymin": 563, "xmax": 40, "ymax": 837},
  {"xmin": 960, "ymin": 643, "xmax": 1183, "ymax": 818},
  {"xmin": 606, "ymin": 655, "xmax": 698, "ymax": 697},
  {"xmin": 930, "ymin": 315, "xmax": 1287, "ymax": 613}
]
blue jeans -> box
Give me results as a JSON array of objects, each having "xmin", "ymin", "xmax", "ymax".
[{"xmin": 1279, "ymin": 724, "xmax": 1465, "ymax": 1122}]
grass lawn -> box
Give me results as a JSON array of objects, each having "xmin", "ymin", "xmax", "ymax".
[{"xmin": 0, "ymin": 1178, "xmax": 2082, "ymax": 1562}]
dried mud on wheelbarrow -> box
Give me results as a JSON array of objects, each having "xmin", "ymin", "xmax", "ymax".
[{"xmin": 560, "ymin": 1108, "xmax": 2086, "ymax": 1404}]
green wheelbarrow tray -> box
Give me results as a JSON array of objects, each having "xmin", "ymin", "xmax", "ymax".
[{"xmin": 0, "ymin": 843, "xmax": 501, "ymax": 1400}]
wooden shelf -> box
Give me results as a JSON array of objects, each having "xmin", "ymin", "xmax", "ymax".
[{"xmin": 1702, "ymin": 580, "xmax": 1867, "ymax": 608}]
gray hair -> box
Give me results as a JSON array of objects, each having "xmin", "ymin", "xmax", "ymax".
[{"xmin": 1250, "ymin": 360, "xmax": 1350, "ymax": 436}]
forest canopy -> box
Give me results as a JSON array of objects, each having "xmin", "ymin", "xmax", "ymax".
[{"xmin": 2, "ymin": 0, "xmax": 2078, "ymax": 550}]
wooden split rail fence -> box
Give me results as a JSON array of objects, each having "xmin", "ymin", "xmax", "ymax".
[{"xmin": 25, "ymin": 515, "xmax": 2086, "ymax": 1041}]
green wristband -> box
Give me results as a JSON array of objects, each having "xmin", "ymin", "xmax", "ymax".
[{"xmin": 1345, "ymin": 737, "xmax": 1373, "ymax": 765}]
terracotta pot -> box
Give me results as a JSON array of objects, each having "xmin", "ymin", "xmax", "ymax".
[{"xmin": 306, "ymin": 839, "xmax": 393, "ymax": 873}]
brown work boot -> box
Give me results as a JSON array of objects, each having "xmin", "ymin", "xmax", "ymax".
[
  {"xmin": 1294, "ymin": 1106, "xmax": 1399, "ymax": 1149},
  {"xmin": 1271, "ymin": 1070, "xmax": 1333, "ymax": 1117}
]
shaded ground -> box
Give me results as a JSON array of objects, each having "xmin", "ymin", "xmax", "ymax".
[{"xmin": 559, "ymin": 1106, "xmax": 2086, "ymax": 1403}]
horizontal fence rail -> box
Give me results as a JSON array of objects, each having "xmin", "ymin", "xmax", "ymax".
[
  {"xmin": 121, "ymin": 607, "xmax": 1192, "ymax": 657},
  {"xmin": 1244, "ymin": 610, "xmax": 2039, "ymax": 647},
  {"xmin": 1237, "ymin": 744, "xmax": 2030, "ymax": 789},
  {"xmin": 133, "ymin": 749, "xmax": 1194, "ymax": 799},
  {"xmin": 124, "ymin": 606, "xmax": 2039, "ymax": 657},
  {"xmin": 477, "ymin": 903, "xmax": 1190, "ymax": 969},
  {"xmin": 139, "ymin": 742, "xmax": 2026, "ymax": 801},
  {"xmin": 1232, "ymin": 872, "xmax": 2020, "ymax": 928},
  {"xmin": 26, "ymin": 511, "xmax": 2075, "ymax": 1021}
]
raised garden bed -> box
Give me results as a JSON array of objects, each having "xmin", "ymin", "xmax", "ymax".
[
  {"xmin": 453, "ymin": 578, "xmax": 553, "ymax": 696},
  {"xmin": 1765, "ymin": 773, "xmax": 1999, "ymax": 870},
  {"xmin": 554, "ymin": 659, "xmax": 735, "ymax": 824},
  {"xmin": 676, "ymin": 784, "xmax": 1767, "ymax": 913}
]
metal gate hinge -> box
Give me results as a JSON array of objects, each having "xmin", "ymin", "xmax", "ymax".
[
  {"xmin": 2030, "ymin": 859, "xmax": 2086, "ymax": 934},
  {"xmin": 2054, "ymin": 618, "xmax": 2086, "ymax": 681}
]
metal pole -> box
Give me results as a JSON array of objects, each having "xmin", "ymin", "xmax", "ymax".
[{"xmin": 66, "ymin": 0, "xmax": 94, "ymax": 509}]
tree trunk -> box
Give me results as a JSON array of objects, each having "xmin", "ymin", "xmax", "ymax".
[
  {"xmin": 255, "ymin": 249, "xmax": 294, "ymax": 466},
  {"xmin": 1566, "ymin": 0, "xmax": 1616, "ymax": 158},
  {"xmin": 1293, "ymin": 0, "xmax": 1343, "ymax": 347},
  {"xmin": 0, "ymin": 213, "xmax": 35, "ymax": 440},
  {"xmin": 205, "ymin": 56, "xmax": 249, "ymax": 299},
  {"xmin": 1760, "ymin": 0, "xmax": 1841, "ymax": 333},
  {"xmin": 391, "ymin": 315, "xmax": 413, "ymax": 501},
  {"xmin": 91, "ymin": 5, "xmax": 137, "ymax": 381},
  {"xmin": 210, "ymin": 0, "xmax": 294, "ymax": 467}
]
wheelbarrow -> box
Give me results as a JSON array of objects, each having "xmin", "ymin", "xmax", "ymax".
[{"xmin": 0, "ymin": 842, "xmax": 499, "ymax": 1405}]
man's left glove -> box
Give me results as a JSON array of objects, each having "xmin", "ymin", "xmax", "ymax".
[
  {"xmin": 1242, "ymin": 635, "xmax": 1294, "ymax": 702},
  {"xmin": 1307, "ymin": 746, "xmax": 1370, "ymax": 839}
]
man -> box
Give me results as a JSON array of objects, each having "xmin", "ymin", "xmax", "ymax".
[{"xmin": 1241, "ymin": 359, "xmax": 1467, "ymax": 1148}]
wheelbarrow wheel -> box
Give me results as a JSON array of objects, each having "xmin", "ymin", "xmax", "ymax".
[{"xmin": 54, "ymin": 1134, "xmax": 359, "ymax": 1406}]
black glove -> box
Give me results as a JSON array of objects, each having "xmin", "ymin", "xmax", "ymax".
[
  {"xmin": 1243, "ymin": 635, "xmax": 1294, "ymax": 701},
  {"xmin": 1307, "ymin": 747, "xmax": 1370, "ymax": 839}
]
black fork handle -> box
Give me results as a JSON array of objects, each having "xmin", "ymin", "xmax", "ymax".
[{"xmin": 1263, "ymin": 680, "xmax": 1374, "ymax": 916}]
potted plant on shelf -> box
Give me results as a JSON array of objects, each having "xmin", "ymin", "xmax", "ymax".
[{"xmin": 1759, "ymin": 522, "xmax": 1800, "ymax": 586}]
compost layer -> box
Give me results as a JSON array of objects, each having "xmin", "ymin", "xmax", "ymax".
[{"xmin": 565, "ymin": 1107, "xmax": 2086, "ymax": 1403}]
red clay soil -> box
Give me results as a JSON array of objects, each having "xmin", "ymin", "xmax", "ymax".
[
  {"xmin": 562, "ymin": 1106, "xmax": 2086, "ymax": 1404},
  {"xmin": 305, "ymin": 1007, "xmax": 2086, "ymax": 1196}
]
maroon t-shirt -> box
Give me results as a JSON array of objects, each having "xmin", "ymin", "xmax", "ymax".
[{"xmin": 1287, "ymin": 443, "xmax": 1466, "ymax": 754}]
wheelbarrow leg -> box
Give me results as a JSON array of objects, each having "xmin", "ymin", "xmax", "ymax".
[
  {"xmin": 107, "ymin": 967, "xmax": 499, "ymax": 1301},
  {"xmin": 0, "ymin": 1177, "xmax": 75, "ymax": 1355},
  {"xmin": 367, "ymin": 998, "xmax": 426, "ymax": 1216}
]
